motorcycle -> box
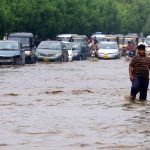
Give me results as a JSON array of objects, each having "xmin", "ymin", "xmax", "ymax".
[
  {"xmin": 125, "ymin": 50, "xmax": 135, "ymax": 60},
  {"xmin": 90, "ymin": 49, "xmax": 98, "ymax": 60}
]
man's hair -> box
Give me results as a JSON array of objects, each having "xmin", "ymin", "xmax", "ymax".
[{"xmin": 138, "ymin": 44, "xmax": 145, "ymax": 50}]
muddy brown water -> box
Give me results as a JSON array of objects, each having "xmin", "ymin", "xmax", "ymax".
[{"xmin": 0, "ymin": 58, "xmax": 150, "ymax": 150}]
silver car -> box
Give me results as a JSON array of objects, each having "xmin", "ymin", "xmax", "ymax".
[
  {"xmin": 36, "ymin": 41, "xmax": 68, "ymax": 62},
  {"xmin": 0, "ymin": 40, "xmax": 25, "ymax": 65},
  {"xmin": 98, "ymin": 41, "xmax": 120, "ymax": 59}
]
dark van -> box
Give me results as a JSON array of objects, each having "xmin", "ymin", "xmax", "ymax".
[{"xmin": 8, "ymin": 32, "xmax": 36, "ymax": 64}]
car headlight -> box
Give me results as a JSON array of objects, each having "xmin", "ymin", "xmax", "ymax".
[
  {"xmin": 25, "ymin": 51, "xmax": 31, "ymax": 56},
  {"xmin": 55, "ymin": 53, "xmax": 62, "ymax": 57}
]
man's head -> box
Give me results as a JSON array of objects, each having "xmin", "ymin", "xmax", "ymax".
[
  {"xmin": 138, "ymin": 44, "xmax": 146, "ymax": 56},
  {"xmin": 142, "ymin": 38, "xmax": 145, "ymax": 43},
  {"xmin": 128, "ymin": 41, "xmax": 131, "ymax": 45}
]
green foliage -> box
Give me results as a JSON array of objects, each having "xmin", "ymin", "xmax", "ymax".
[{"xmin": 0, "ymin": 0, "xmax": 150, "ymax": 38}]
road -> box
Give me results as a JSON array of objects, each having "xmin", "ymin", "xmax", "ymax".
[{"xmin": 0, "ymin": 58, "xmax": 150, "ymax": 150}]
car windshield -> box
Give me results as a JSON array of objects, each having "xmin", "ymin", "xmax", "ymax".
[
  {"xmin": 71, "ymin": 43, "xmax": 81, "ymax": 50},
  {"xmin": 38, "ymin": 42, "xmax": 61, "ymax": 50},
  {"xmin": 0, "ymin": 42, "xmax": 19, "ymax": 50},
  {"xmin": 99, "ymin": 42, "xmax": 118, "ymax": 49},
  {"xmin": 8, "ymin": 37, "xmax": 29, "ymax": 46}
]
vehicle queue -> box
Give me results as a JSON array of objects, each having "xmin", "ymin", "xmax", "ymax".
[{"xmin": 0, "ymin": 32, "xmax": 150, "ymax": 65}]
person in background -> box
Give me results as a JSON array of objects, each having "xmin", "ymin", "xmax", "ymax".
[
  {"xmin": 3, "ymin": 32, "xmax": 8, "ymax": 40},
  {"xmin": 126, "ymin": 41, "xmax": 136, "ymax": 57},
  {"xmin": 138, "ymin": 38, "xmax": 148, "ymax": 47},
  {"xmin": 34, "ymin": 35, "xmax": 41, "ymax": 47},
  {"xmin": 129, "ymin": 44, "xmax": 150, "ymax": 101}
]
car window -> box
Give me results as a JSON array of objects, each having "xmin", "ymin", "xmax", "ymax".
[
  {"xmin": 99, "ymin": 43, "xmax": 118, "ymax": 49},
  {"xmin": 38, "ymin": 42, "xmax": 61, "ymax": 50},
  {"xmin": 8, "ymin": 37, "xmax": 29, "ymax": 46},
  {"xmin": 0, "ymin": 42, "xmax": 18, "ymax": 50},
  {"xmin": 64, "ymin": 43, "xmax": 71, "ymax": 50},
  {"xmin": 71, "ymin": 43, "xmax": 81, "ymax": 50}
]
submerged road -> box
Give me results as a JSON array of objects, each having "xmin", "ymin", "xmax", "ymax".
[{"xmin": 0, "ymin": 58, "xmax": 150, "ymax": 150}]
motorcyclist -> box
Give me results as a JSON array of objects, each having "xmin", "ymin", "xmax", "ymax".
[
  {"xmin": 126, "ymin": 41, "xmax": 136, "ymax": 57},
  {"xmin": 90, "ymin": 37, "xmax": 99, "ymax": 58}
]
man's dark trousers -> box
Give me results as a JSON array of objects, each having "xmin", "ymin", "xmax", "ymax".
[{"xmin": 131, "ymin": 77, "xmax": 149, "ymax": 100}]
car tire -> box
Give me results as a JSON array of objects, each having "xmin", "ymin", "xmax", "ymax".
[
  {"xmin": 14, "ymin": 57, "xmax": 22, "ymax": 65},
  {"xmin": 78, "ymin": 55, "xmax": 82, "ymax": 61}
]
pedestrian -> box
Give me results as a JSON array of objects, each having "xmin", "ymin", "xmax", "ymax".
[
  {"xmin": 129, "ymin": 44, "xmax": 150, "ymax": 101},
  {"xmin": 138, "ymin": 38, "xmax": 148, "ymax": 47},
  {"xmin": 3, "ymin": 32, "xmax": 9, "ymax": 40}
]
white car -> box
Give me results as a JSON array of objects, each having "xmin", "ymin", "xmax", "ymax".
[
  {"xmin": 98, "ymin": 41, "xmax": 120, "ymax": 59},
  {"xmin": 62, "ymin": 41, "xmax": 73, "ymax": 61}
]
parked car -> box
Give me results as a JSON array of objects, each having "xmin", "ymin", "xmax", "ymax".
[
  {"xmin": 98, "ymin": 41, "xmax": 120, "ymax": 59},
  {"xmin": 8, "ymin": 32, "xmax": 36, "ymax": 64},
  {"xmin": 71, "ymin": 42, "xmax": 90, "ymax": 60},
  {"xmin": 62, "ymin": 41, "xmax": 73, "ymax": 61},
  {"xmin": 36, "ymin": 41, "xmax": 68, "ymax": 62},
  {"xmin": 0, "ymin": 40, "xmax": 25, "ymax": 65}
]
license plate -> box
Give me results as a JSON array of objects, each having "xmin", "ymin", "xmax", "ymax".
[
  {"xmin": 0, "ymin": 59, "xmax": 12, "ymax": 62},
  {"xmin": 43, "ymin": 57, "xmax": 49, "ymax": 62},
  {"xmin": 103, "ymin": 54, "xmax": 109, "ymax": 58}
]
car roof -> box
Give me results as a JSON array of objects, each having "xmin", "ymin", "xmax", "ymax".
[
  {"xmin": 40, "ymin": 40, "xmax": 62, "ymax": 43},
  {"xmin": 72, "ymin": 35, "xmax": 87, "ymax": 38},
  {"xmin": 9, "ymin": 32, "xmax": 34, "ymax": 38},
  {"xmin": 91, "ymin": 34, "xmax": 105, "ymax": 38},
  {"xmin": 62, "ymin": 41, "xmax": 70, "ymax": 44},
  {"xmin": 57, "ymin": 34, "xmax": 78, "ymax": 38}
]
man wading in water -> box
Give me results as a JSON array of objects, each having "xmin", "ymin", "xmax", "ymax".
[{"xmin": 129, "ymin": 44, "xmax": 150, "ymax": 101}]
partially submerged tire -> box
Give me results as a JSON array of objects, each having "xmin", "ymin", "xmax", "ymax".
[{"xmin": 14, "ymin": 57, "xmax": 22, "ymax": 65}]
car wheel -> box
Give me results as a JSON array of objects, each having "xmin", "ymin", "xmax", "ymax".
[
  {"xmin": 14, "ymin": 57, "xmax": 22, "ymax": 65},
  {"xmin": 58, "ymin": 56, "xmax": 63, "ymax": 62},
  {"xmin": 78, "ymin": 55, "xmax": 82, "ymax": 60}
]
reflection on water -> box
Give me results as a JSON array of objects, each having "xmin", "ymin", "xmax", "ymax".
[{"xmin": 0, "ymin": 59, "xmax": 150, "ymax": 150}]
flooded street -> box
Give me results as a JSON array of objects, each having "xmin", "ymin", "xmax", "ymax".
[{"xmin": 0, "ymin": 58, "xmax": 150, "ymax": 150}]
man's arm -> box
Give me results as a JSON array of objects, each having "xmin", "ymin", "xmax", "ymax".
[{"xmin": 129, "ymin": 65, "xmax": 134, "ymax": 81}]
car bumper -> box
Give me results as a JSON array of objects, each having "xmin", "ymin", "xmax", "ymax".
[
  {"xmin": 98, "ymin": 53, "xmax": 119, "ymax": 59},
  {"xmin": 36, "ymin": 56, "xmax": 61, "ymax": 62},
  {"xmin": 0, "ymin": 57, "xmax": 14, "ymax": 63}
]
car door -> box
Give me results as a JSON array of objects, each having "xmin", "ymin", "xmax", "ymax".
[{"xmin": 81, "ymin": 43, "xmax": 89, "ymax": 59}]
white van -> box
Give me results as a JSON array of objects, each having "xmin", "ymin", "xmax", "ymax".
[
  {"xmin": 91, "ymin": 34, "xmax": 105, "ymax": 42},
  {"xmin": 56, "ymin": 34, "xmax": 78, "ymax": 42}
]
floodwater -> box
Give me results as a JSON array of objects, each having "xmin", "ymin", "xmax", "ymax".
[{"xmin": 0, "ymin": 58, "xmax": 150, "ymax": 150}]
